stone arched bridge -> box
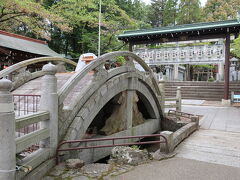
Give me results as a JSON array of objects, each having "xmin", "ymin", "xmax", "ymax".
[{"xmin": 0, "ymin": 51, "xmax": 164, "ymax": 179}]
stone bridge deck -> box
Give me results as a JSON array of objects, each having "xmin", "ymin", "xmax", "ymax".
[{"xmin": 12, "ymin": 72, "xmax": 93, "ymax": 106}]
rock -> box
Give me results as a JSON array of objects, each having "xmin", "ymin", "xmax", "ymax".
[
  {"xmin": 42, "ymin": 176, "xmax": 55, "ymax": 180},
  {"xmin": 110, "ymin": 146, "xmax": 149, "ymax": 166},
  {"xmin": 48, "ymin": 163, "xmax": 66, "ymax": 176},
  {"xmin": 100, "ymin": 91, "xmax": 145, "ymax": 135},
  {"xmin": 81, "ymin": 163, "xmax": 111, "ymax": 178},
  {"xmin": 48, "ymin": 169, "xmax": 64, "ymax": 177},
  {"xmin": 150, "ymin": 150, "xmax": 176, "ymax": 161},
  {"xmin": 61, "ymin": 170, "xmax": 77, "ymax": 178},
  {"xmin": 72, "ymin": 176, "xmax": 90, "ymax": 180},
  {"xmin": 66, "ymin": 159, "xmax": 85, "ymax": 169}
]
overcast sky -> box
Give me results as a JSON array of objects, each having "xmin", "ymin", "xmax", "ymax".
[{"xmin": 142, "ymin": 0, "xmax": 208, "ymax": 6}]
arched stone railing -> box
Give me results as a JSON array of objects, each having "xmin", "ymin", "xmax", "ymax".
[
  {"xmin": 0, "ymin": 56, "xmax": 77, "ymax": 90},
  {"xmin": 64, "ymin": 71, "xmax": 161, "ymax": 139},
  {"xmin": 58, "ymin": 51, "xmax": 161, "ymax": 105},
  {"xmin": 58, "ymin": 51, "xmax": 164, "ymax": 142},
  {"xmin": 0, "ymin": 56, "xmax": 77, "ymax": 79}
]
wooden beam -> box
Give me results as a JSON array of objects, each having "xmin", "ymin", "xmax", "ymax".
[
  {"xmin": 224, "ymin": 33, "xmax": 230, "ymax": 100},
  {"xmin": 129, "ymin": 42, "xmax": 133, "ymax": 52},
  {"xmin": 0, "ymin": 47, "xmax": 11, "ymax": 55},
  {"xmin": 127, "ymin": 34, "xmax": 226, "ymax": 45}
]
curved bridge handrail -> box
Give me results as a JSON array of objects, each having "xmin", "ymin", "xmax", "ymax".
[
  {"xmin": 0, "ymin": 56, "xmax": 77, "ymax": 79},
  {"xmin": 58, "ymin": 51, "xmax": 161, "ymax": 105}
]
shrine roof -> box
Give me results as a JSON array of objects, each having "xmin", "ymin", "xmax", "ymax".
[
  {"xmin": 0, "ymin": 30, "xmax": 62, "ymax": 57},
  {"xmin": 118, "ymin": 19, "xmax": 240, "ymax": 44}
]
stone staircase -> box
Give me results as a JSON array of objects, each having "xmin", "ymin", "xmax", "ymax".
[{"xmin": 165, "ymin": 81, "xmax": 240, "ymax": 101}]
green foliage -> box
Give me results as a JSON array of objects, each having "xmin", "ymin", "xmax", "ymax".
[
  {"xmin": 231, "ymin": 36, "xmax": 240, "ymax": 59},
  {"xmin": 115, "ymin": 56, "xmax": 126, "ymax": 65},
  {"xmin": 148, "ymin": 0, "xmax": 166, "ymax": 27},
  {"xmin": 1, "ymin": 0, "xmax": 239, "ymax": 60},
  {"xmin": 46, "ymin": 0, "xmax": 138, "ymax": 57},
  {"xmin": 147, "ymin": 41, "xmax": 210, "ymax": 49},
  {"xmin": 162, "ymin": 0, "xmax": 178, "ymax": 26},
  {"xmin": 208, "ymin": 77, "xmax": 215, "ymax": 82},
  {"xmin": 130, "ymin": 145, "xmax": 140, "ymax": 150},
  {"xmin": 177, "ymin": 0, "xmax": 202, "ymax": 24},
  {"xmin": 203, "ymin": 0, "xmax": 240, "ymax": 22},
  {"xmin": 193, "ymin": 64, "xmax": 215, "ymax": 70},
  {"xmin": 0, "ymin": 0, "xmax": 71, "ymax": 39},
  {"xmin": 116, "ymin": 0, "xmax": 150, "ymax": 26}
]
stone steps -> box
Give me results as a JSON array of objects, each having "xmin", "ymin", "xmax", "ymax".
[{"xmin": 163, "ymin": 81, "xmax": 240, "ymax": 101}]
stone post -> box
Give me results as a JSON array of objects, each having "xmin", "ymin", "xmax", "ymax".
[
  {"xmin": 159, "ymin": 79, "xmax": 165, "ymax": 113},
  {"xmin": 125, "ymin": 76, "xmax": 136, "ymax": 136},
  {"xmin": 125, "ymin": 59, "xmax": 135, "ymax": 134},
  {"xmin": 0, "ymin": 79, "xmax": 16, "ymax": 180},
  {"xmin": 126, "ymin": 90, "xmax": 134, "ymax": 130},
  {"xmin": 231, "ymin": 91, "xmax": 234, "ymax": 103},
  {"xmin": 173, "ymin": 64, "xmax": 179, "ymax": 81},
  {"xmin": 191, "ymin": 116, "xmax": 199, "ymax": 130},
  {"xmin": 176, "ymin": 86, "xmax": 182, "ymax": 112},
  {"xmin": 40, "ymin": 63, "xmax": 58, "ymax": 156},
  {"xmin": 160, "ymin": 131, "xmax": 174, "ymax": 153},
  {"xmin": 218, "ymin": 62, "xmax": 224, "ymax": 81}
]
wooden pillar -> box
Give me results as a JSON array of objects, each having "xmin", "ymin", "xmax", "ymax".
[
  {"xmin": 129, "ymin": 42, "xmax": 133, "ymax": 52},
  {"xmin": 234, "ymin": 33, "xmax": 239, "ymax": 39},
  {"xmin": 224, "ymin": 33, "xmax": 230, "ymax": 100}
]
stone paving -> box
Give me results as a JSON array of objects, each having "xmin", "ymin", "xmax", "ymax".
[
  {"xmin": 176, "ymin": 129, "xmax": 240, "ymax": 168},
  {"xmin": 43, "ymin": 163, "xmax": 135, "ymax": 180},
  {"xmin": 110, "ymin": 101, "xmax": 240, "ymax": 179},
  {"xmin": 110, "ymin": 157, "xmax": 240, "ymax": 180},
  {"xmin": 182, "ymin": 104, "xmax": 240, "ymax": 132}
]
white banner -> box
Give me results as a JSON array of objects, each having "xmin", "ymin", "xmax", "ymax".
[{"xmin": 134, "ymin": 44, "xmax": 225, "ymax": 65}]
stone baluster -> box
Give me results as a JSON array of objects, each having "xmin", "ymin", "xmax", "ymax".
[
  {"xmin": 40, "ymin": 63, "xmax": 58, "ymax": 156},
  {"xmin": 0, "ymin": 78, "xmax": 16, "ymax": 180},
  {"xmin": 158, "ymin": 79, "xmax": 165, "ymax": 113},
  {"xmin": 93, "ymin": 64, "xmax": 108, "ymax": 82},
  {"xmin": 160, "ymin": 131, "xmax": 174, "ymax": 153},
  {"xmin": 176, "ymin": 86, "xmax": 182, "ymax": 112},
  {"xmin": 191, "ymin": 116, "xmax": 199, "ymax": 130}
]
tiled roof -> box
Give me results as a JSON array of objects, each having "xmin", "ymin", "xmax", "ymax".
[
  {"xmin": 118, "ymin": 19, "xmax": 240, "ymax": 39},
  {"xmin": 0, "ymin": 30, "xmax": 62, "ymax": 57}
]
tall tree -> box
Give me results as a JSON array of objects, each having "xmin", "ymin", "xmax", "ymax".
[
  {"xmin": 48, "ymin": 0, "xmax": 137, "ymax": 57},
  {"xmin": 148, "ymin": 0, "xmax": 167, "ymax": 27},
  {"xmin": 203, "ymin": 0, "xmax": 240, "ymax": 22},
  {"xmin": 0, "ymin": 0, "xmax": 70, "ymax": 39},
  {"xmin": 177, "ymin": 0, "xmax": 202, "ymax": 24},
  {"xmin": 162, "ymin": 0, "xmax": 178, "ymax": 26},
  {"xmin": 115, "ymin": 0, "xmax": 150, "ymax": 28}
]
